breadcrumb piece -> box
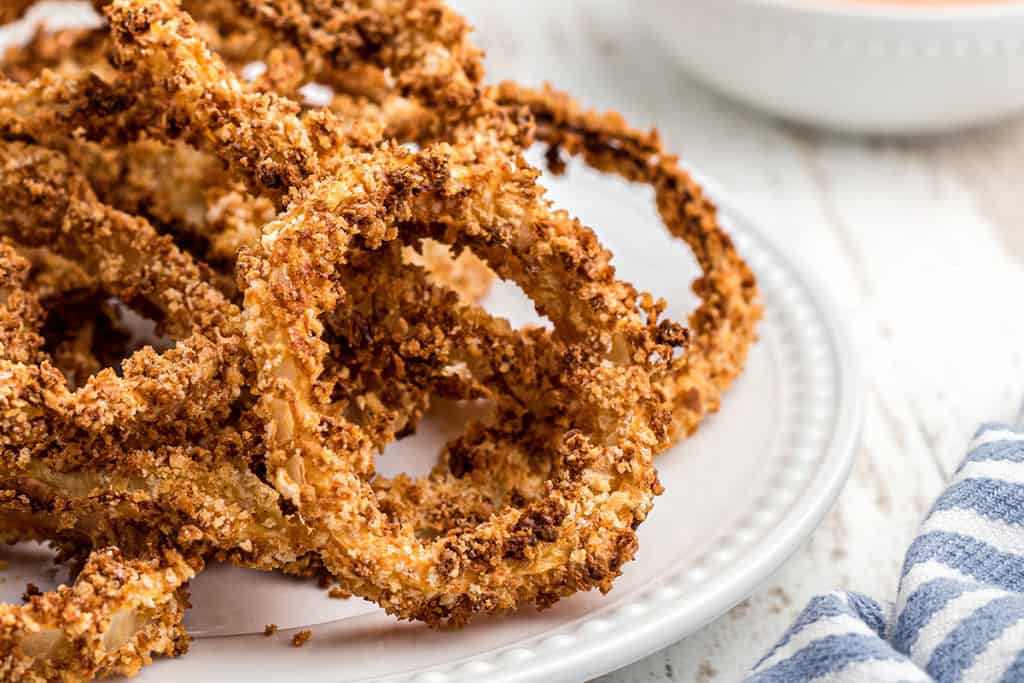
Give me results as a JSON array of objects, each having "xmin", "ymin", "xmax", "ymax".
[
  {"xmin": 291, "ymin": 629, "xmax": 312, "ymax": 647},
  {"xmin": 327, "ymin": 587, "xmax": 351, "ymax": 600},
  {"xmin": 263, "ymin": 623, "xmax": 278, "ymax": 637}
]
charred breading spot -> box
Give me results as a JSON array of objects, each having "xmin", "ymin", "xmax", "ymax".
[
  {"xmin": 80, "ymin": 76, "xmax": 138, "ymax": 118},
  {"xmin": 436, "ymin": 547, "xmax": 460, "ymax": 578},
  {"xmin": 503, "ymin": 499, "xmax": 567, "ymax": 560},
  {"xmin": 656, "ymin": 318, "xmax": 690, "ymax": 348},
  {"xmin": 21, "ymin": 583, "xmax": 41, "ymax": 602},
  {"xmin": 446, "ymin": 442, "xmax": 475, "ymax": 478},
  {"xmin": 384, "ymin": 165, "xmax": 421, "ymax": 196},
  {"xmin": 534, "ymin": 590, "xmax": 561, "ymax": 610}
]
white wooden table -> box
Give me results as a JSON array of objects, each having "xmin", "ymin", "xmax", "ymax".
[{"xmin": 457, "ymin": 1, "xmax": 1024, "ymax": 680}]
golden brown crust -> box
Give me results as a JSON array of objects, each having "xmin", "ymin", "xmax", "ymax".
[
  {"xmin": 0, "ymin": 545, "xmax": 195, "ymax": 682},
  {"xmin": 0, "ymin": 19, "xmax": 493, "ymax": 305},
  {"xmin": 0, "ymin": 12, "xmax": 319, "ymax": 205},
  {"xmin": 493, "ymin": 82, "xmax": 762, "ymax": 442},
  {"xmin": 0, "ymin": 242, "xmax": 45, "ymax": 364},
  {"xmin": 0, "ymin": 0, "xmax": 759, "ymax": 674},
  {"xmin": 0, "ymin": 141, "xmax": 246, "ymax": 458},
  {"xmin": 240, "ymin": 126, "xmax": 681, "ymax": 624},
  {"xmin": 178, "ymin": 0, "xmax": 484, "ymax": 119}
]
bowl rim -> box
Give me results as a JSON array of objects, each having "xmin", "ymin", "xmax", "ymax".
[{"xmin": 737, "ymin": 0, "xmax": 1024, "ymax": 20}]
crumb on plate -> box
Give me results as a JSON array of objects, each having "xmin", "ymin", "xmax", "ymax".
[{"xmin": 22, "ymin": 582, "xmax": 41, "ymax": 601}]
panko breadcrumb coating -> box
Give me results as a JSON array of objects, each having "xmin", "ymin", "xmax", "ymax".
[
  {"xmin": 0, "ymin": 0, "xmax": 760, "ymax": 678},
  {"xmin": 240, "ymin": 109, "xmax": 685, "ymax": 623},
  {"xmin": 0, "ymin": 7, "xmax": 494, "ymax": 304},
  {"xmin": 0, "ymin": 141, "xmax": 246, "ymax": 457},
  {"xmin": 494, "ymin": 82, "xmax": 762, "ymax": 443},
  {"xmin": 177, "ymin": 0, "xmax": 484, "ymax": 123},
  {"xmin": 0, "ymin": 546, "xmax": 196, "ymax": 682}
]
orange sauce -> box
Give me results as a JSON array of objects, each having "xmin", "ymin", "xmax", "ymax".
[{"xmin": 850, "ymin": 1, "xmax": 1019, "ymax": 4}]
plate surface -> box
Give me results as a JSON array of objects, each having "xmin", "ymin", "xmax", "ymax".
[{"xmin": 0, "ymin": 148, "xmax": 862, "ymax": 681}]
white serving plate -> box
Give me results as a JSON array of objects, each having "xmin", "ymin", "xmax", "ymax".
[
  {"xmin": 0, "ymin": 155, "xmax": 862, "ymax": 681},
  {"xmin": 639, "ymin": 0, "xmax": 1024, "ymax": 135}
]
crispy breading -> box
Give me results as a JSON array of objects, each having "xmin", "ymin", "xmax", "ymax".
[
  {"xmin": 0, "ymin": 141, "xmax": 246, "ymax": 458},
  {"xmin": 0, "ymin": 242, "xmax": 45, "ymax": 364},
  {"xmin": 493, "ymin": 82, "xmax": 762, "ymax": 442},
  {"xmin": 177, "ymin": 0, "xmax": 484, "ymax": 117},
  {"xmin": 0, "ymin": 546, "xmax": 195, "ymax": 682},
  {"xmin": 0, "ymin": 0, "xmax": 760, "ymax": 677},
  {"xmin": 240, "ymin": 122, "xmax": 681, "ymax": 625}
]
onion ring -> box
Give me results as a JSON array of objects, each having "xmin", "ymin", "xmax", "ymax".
[
  {"xmin": 176, "ymin": 0, "xmax": 484, "ymax": 122},
  {"xmin": 368, "ymin": 85, "xmax": 760, "ymax": 535},
  {"xmin": 0, "ymin": 543, "xmax": 195, "ymax": 683},
  {"xmin": 0, "ymin": 140, "xmax": 246, "ymax": 459},
  {"xmin": 0, "ymin": 182, "xmax": 313, "ymax": 571},
  {"xmin": 493, "ymin": 82, "xmax": 762, "ymax": 442},
  {"xmin": 240, "ymin": 121, "xmax": 682, "ymax": 623}
]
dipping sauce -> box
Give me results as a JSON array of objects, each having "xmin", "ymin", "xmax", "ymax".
[{"xmin": 849, "ymin": 1, "xmax": 1019, "ymax": 4}]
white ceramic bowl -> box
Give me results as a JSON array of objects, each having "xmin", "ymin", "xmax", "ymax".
[{"xmin": 639, "ymin": 0, "xmax": 1024, "ymax": 135}]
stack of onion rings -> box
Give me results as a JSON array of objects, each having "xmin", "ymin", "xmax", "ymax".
[{"xmin": 0, "ymin": 0, "xmax": 761, "ymax": 679}]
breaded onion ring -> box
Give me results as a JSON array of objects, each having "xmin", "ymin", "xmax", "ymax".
[
  {"xmin": 0, "ymin": 141, "xmax": 245, "ymax": 459},
  {"xmin": 0, "ymin": 199, "xmax": 312, "ymax": 572},
  {"xmin": 367, "ymin": 85, "xmax": 761, "ymax": 537},
  {"xmin": 177, "ymin": 0, "xmax": 484, "ymax": 119},
  {"xmin": 0, "ymin": 0, "xmax": 758, "ymax": 642},
  {"xmin": 0, "ymin": 544, "xmax": 195, "ymax": 683},
  {"xmin": 494, "ymin": 82, "xmax": 762, "ymax": 442},
  {"xmin": 240, "ymin": 126, "xmax": 683, "ymax": 624}
]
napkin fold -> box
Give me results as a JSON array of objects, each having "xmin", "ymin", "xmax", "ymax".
[{"xmin": 746, "ymin": 423, "xmax": 1024, "ymax": 683}]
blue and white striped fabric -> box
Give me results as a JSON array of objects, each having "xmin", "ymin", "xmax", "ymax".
[{"xmin": 745, "ymin": 423, "xmax": 1024, "ymax": 683}]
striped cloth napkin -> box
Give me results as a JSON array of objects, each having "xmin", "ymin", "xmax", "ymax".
[{"xmin": 745, "ymin": 423, "xmax": 1024, "ymax": 683}]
